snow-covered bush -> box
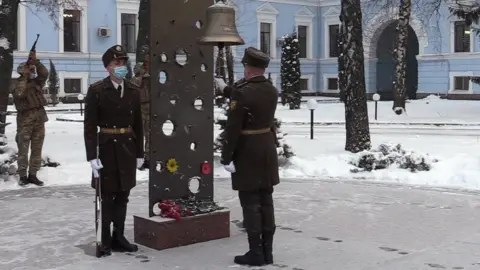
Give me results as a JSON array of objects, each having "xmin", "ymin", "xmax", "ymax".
[{"xmin": 349, "ymin": 143, "xmax": 438, "ymax": 173}]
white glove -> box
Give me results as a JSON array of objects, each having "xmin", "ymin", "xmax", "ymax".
[
  {"xmin": 215, "ymin": 78, "xmax": 227, "ymax": 92},
  {"xmin": 137, "ymin": 158, "xmax": 144, "ymax": 169},
  {"xmin": 223, "ymin": 161, "xmax": 236, "ymax": 173},
  {"xmin": 89, "ymin": 159, "xmax": 103, "ymax": 178}
]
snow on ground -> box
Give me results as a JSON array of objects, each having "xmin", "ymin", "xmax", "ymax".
[
  {"xmin": 3, "ymin": 97, "xmax": 480, "ymax": 191},
  {"xmin": 278, "ymin": 95, "xmax": 480, "ymax": 125}
]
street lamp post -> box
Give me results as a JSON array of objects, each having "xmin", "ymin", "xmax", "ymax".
[
  {"xmin": 372, "ymin": 93, "xmax": 380, "ymax": 121},
  {"xmin": 77, "ymin": 94, "xmax": 85, "ymax": 116},
  {"xmin": 306, "ymin": 98, "xmax": 318, "ymax": 140}
]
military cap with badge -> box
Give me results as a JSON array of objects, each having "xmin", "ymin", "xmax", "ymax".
[{"xmin": 102, "ymin": 45, "xmax": 129, "ymax": 67}]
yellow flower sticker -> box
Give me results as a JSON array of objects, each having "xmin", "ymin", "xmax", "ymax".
[
  {"xmin": 230, "ymin": 100, "xmax": 237, "ymax": 111},
  {"xmin": 166, "ymin": 158, "xmax": 179, "ymax": 173}
]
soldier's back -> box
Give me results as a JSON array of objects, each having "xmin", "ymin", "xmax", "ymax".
[
  {"xmin": 230, "ymin": 75, "xmax": 280, "ymax": 191},
  {"xmin": 241, "ymin": 76, "xmax": 278, "ymax": 131}
]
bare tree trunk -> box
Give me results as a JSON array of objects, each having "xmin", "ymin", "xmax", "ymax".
[
  {"xmin": 340, "ymin": 0, "xmax": 371, "ymax": 153},
  {"xmin": 225, "ymin": 46, "xmax": 234, "ymax": 85},
  {"xmin": 392, "ymin": 0, "xmax": 411, "ymax": 115},
  {"xmin": 0, "ymin": 0, "xmax": 19, "ymax": 134},
  {"xmin": 136, "ymin": 0, "xmax": 149, "ymax": 63}
]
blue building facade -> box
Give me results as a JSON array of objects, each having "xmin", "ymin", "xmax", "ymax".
[
  {"xmin": 231, "ymin": 0, "xmax": 480, "ymax": 99},
  {"xmin": 12, "ymin": 0, "xmax": 141, "ymax": 99},
  {"xmin": 11, "ymin": 0, "xmax": 480, "ymax": 100}
]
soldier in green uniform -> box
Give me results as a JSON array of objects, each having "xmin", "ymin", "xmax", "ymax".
[
  {"xmin": 12, "ymin": 50, "xmax": 49, "ymax": 187},
  {"xmin": 221, "ymin": 47, "xmax": 280, "ymax": 266},
  {"xmin": 84, "ymin": 45, "xmax": 144, "ymax": 257},
  {"xmin": 131, "ymin": 56, "xmax": 150, "ymax": 169}
]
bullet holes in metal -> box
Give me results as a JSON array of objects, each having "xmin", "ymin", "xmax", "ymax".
[
  {"xmin": 190, "ymin": 142, "xmax": 197, "ymax": 151},
  {"xmin": 195, "ymin": 21, "xmax": 203, "ymax": 29},
  {"xmin": 152, "ymin": 202, "xmax": 162, "ymax": 216},
  {"xmin": 194, "ymin": 97, "xmax": 203, "ymax": 110},
  {"xmin": 200, "ymin": 64, "xmax": 207, "ymax": 72},
  {"xmin": 155, "ymin": 161, "xmax": 164, "ymax": 172},
  {"xmin": 170, "ymin": 94, "xmax": 179, "ymax": 105},
  {"xmin": 162, "ymin": 120, "xmax": 175, "ymax": 136},
  {"xmin": 160, "ymin": 53, "xmax": 167, "ymax": 63},
  {"xmin": 159, "ymin": 71, "xmax": 167, "ymax": 84},
  {"xmin": 188, "ymin": 176, "xmax": 200, "ymax": 194},
  {"xmin": 175, "ymin": 49, "xmax": 188, "ymax": 66}
]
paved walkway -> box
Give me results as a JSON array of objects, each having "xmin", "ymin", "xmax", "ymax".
[{"xmin": 1, "ymin": 179, "xmax": 480, "ymax": 270}]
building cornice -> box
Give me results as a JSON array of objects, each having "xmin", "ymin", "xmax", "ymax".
[{"xmin": 257, "ymin": 0, "xmax": 339, "ymax": 7}]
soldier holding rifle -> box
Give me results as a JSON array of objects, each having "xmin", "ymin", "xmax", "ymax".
[
  {"xmin": 12, "ymin": 34, "xmax": 48, "ymax": 187},
  {"xmin": 84, "ymin": 45, "xmax": 144, "ymax": 257}
]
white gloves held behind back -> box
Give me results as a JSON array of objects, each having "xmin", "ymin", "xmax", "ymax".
[{"xmin": 89, "ymin": 158, "xmax": 144, "ymax": 178}]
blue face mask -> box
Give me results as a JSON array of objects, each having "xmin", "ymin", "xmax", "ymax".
[{"xmin": 112, "ymin": 66, "xmax": 128, "ymax": 80}]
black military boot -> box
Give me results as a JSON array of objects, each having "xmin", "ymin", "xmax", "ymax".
[
  {"xmin": 262, "ymin": 228, "xmax": 275, "ymax": 264},
  {"xmin": 28, "ymin": 174, "xmax": 44, "ymax": 186},
  {"xmin": 111, "ymin": 225, "xmax": 138, "ymax": 252},
  {"xmin": 18, "ymin": 176, "xmax": 29, "ymax": 186},
  {"xmin": 97, "ymin": 225, "xmax": 112, "ymax": 257},
  {"xmin": 234, "ymin": 232, "xmax": 266, "ymax": 266}
]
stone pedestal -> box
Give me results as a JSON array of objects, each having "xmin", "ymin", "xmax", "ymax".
[{"xmin": 134, "ymin": 209, "xmax": 230, "ymax": 250}]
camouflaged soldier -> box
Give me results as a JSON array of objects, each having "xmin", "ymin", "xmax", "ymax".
[
  {"xmin": 12, "ymin": 51, "xmax": 49, "ymax": 187},
  {"xmin": 131, "ymin": 58, "xmax": 150, "ymax": 170},
  {"xmin": 221, "ymin": 47, "xmax": 280, "ymax": 266}
]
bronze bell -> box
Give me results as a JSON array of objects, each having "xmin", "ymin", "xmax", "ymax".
[{"xmin": 198, "ymin": 2, "xmax": 245, "ymax": 46}]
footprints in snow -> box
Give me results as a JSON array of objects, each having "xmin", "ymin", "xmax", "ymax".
[
  {"xmin": 425, "ymin": 263, "xmax": 465, "ymax": 269},
  {"xmin": 378, "ymin": 246, "xmax": 409, "ymax": 255},
  {"xmin": 126, "ymin": 251, "xmax": 150, "ymax": 263},
  {"xmin": 277, "ymin": 225, "xmax": 344, "ymax": 243}
]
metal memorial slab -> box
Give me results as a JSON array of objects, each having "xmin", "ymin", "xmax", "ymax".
[
  {"xmin": 148, "ymin": 0, "xmax": 214, "ymax": 215},
  {"xmin": 133, "ymin": 0, "xmax": 230, "ymax": 251}
]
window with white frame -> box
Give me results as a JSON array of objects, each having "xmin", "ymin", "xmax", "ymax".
[
  {"xmin": 453, "ymin": 20, "xmax": 471, "ymax": 53},
  {"xmin": 328, "ymin": 25, "xmax": 340, "ymax": 57},
  {"xmin": 449, "ymin": 72, "xmax": 473, "ymax": 93},
  {"xmin": 63, "ymin": 10, "xmax": 81, "ymax": 52},
  {"xmin": 300, "ymin": 74, "xmax": 313, "ymax": 92},
  {"xmin": 121, "ymin": 14, "xmax": 137, "ymax": 53},
  {"xmin": 323, "ymin": 7, "xmax": 341, "ymax": 58},
  {"xmin": 323, "ymin": 73, "xmax": 339, "ymax": 92},
  {"xmin": 59, "ymin": 0, "xmax": 88, "ymax": 53},
  {"xmin": 256, "ymin": 3, "xmax": 278, "ymax": 58},
  {"xmin": 295, "ymin": 7, "xmax": 314, "ymax": 59},
  {"xmin": 116, "ymin": 0, "xmax": 139, "ymax": 54},
  {"xmin": 59, "ymin": 72, "xmax": 89, "ymax": 97},
  {"xmin": 0, "ymin": 2, "xmax": 26, "ymax": 51}
]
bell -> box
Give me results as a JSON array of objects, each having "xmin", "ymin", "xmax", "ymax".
[{"xmin": 198, "ymin": 2, "xmax": 245, "ymax": 46}]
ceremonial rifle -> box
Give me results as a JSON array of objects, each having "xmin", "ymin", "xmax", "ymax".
[{"xmin": 94, "ymin": 132, "xmax": 102, "ymax": 258}]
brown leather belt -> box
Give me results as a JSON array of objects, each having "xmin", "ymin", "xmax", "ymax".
[
  {"xmin": 241, "ymin": 127, "xmax": 271, "ymax": 135},
  {"xmin": 100, "ymin": 127, "xmax": 132, "ymax": 134}
]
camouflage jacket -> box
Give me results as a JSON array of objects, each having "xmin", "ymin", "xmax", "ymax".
[{"xmin": 13, "ymin": 60, "xmax": 48, "ymax": 112}]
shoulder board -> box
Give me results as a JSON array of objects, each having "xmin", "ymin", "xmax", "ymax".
[{"xmin": 89, "ymin": 80, "xmax": 103, "ymax": 89}]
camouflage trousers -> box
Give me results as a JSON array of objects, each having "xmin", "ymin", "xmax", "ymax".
[
  {"xmin": 141, "ymin": 103, "xmax": 150, "ymax": 161},
  {"xmin": 16, "ymin": 109, "xmax": 47, "ymax": 177}
]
